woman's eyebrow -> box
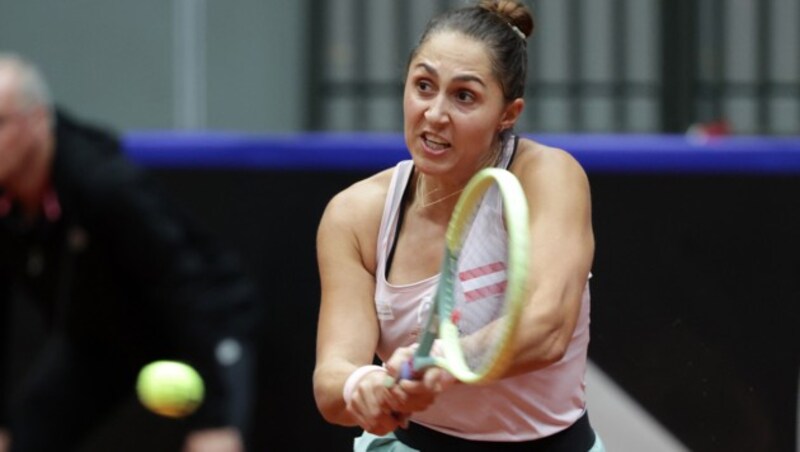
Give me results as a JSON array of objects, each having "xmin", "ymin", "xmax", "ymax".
[{"xmin": 413, "ymin": 62, "xmax": 487, "ymax": 87}]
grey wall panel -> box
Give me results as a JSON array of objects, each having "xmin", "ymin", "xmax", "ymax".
[
  {"xmin": 0, "ymin": 0, "xmax": 307, "ymax": 132},
  {"xmin": 205, "ymin": 0, "xmax": 306, "ymax": 132},
  {"xmin": 0, "ymin": 0, "xmax": 173, "ymax": 130}
]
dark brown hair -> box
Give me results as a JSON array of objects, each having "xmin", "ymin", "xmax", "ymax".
[{"xmin": 409, "ymin": 0, "xmax": 534, "ymax": 101}]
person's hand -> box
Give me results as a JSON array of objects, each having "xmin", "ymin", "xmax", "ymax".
[
  {"xmin": 346, "ymin": 368, "xmax": 407, "ymax": 435},
  {"xmin": 0, "ymin": 428, "xmax": 11, "ymax": 452},
  {"xmin": 383, "ymin": 344, "xmax": 457, "ymax": 415},
  {"xmin": 182, "ymin": 427, "xmax": 243, "ymax": 452}
]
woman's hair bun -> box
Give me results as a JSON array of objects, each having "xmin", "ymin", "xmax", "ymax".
[{"xmin": 478, "ymin": 0, "xmax": 535, "ymax": 38}]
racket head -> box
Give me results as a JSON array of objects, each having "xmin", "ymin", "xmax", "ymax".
[
  {"xmin": 405, "ymin": 246, "xmax": 459, "ymax": 378},
  {"xmin": 432, "ymin": 167, "xmax": 530, "ymax": 384}
]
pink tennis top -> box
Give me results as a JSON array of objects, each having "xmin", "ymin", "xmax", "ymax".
[{"xmin": 373, "ymin": 139, "xmax": 592, "ymax": 441}]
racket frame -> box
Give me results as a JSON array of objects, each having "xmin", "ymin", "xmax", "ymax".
[{"xmin": 409, "ymin": 167, "xmax": 530, "ymax": 384}]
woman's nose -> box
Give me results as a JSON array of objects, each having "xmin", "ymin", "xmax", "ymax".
[{"xmin": 423, "ymin": 95, "xmax": 449, "ymax": 124}]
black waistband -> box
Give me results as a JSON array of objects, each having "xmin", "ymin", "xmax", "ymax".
[{"xmin": 394, "ymin": 411, "xmax": 595, "ymax": 452}]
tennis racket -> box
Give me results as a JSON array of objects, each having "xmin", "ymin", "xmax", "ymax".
[{"xmin": 400, "ymin": 167, "xmax": 530, "ymax": 384}]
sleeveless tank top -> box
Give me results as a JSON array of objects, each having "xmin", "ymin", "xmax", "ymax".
[{"xmin": 373, "ymin": 136, "xmax": 592, "ymax": 441}]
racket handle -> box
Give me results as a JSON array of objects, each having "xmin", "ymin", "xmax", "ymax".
[{"xmin": 400, "ymin": 358, "xmax": 414, "ymax": 380}]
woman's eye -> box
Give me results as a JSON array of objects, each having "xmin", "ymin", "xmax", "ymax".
[
  {"xmin": 456, "ymin": 90, "xmax": 475, "ymax": 102},
  {"xmin": 417, "ymin": 80, "xmax": 432, "ymax": 92}
]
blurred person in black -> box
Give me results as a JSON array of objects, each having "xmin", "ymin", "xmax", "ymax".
[{"xmin": 0, "ymin": 53, "xmax": 261, "ymax": 451}]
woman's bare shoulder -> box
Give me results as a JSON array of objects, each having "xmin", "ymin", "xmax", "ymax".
[
  {"xmin": 318, "ymin": 167, "xmax": 397, "ymax": 246},
  {"xmin": 318, "ymin": 167, "xmax": 397, "ymax": 274},
  {"xmin": 512, "ymin": 137, "xmax": 588, "ymax": 184},
  {"xmin": 322, "ymin": 167, "xmax": 395, "ymax": 225}
]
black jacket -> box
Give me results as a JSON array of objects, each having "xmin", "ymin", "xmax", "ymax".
[{"xmin": 0, "ymin": 110, "xmax": 261, "ymax": 433}]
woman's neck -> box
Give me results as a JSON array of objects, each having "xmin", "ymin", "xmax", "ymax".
[{"xmin": 414, "ymin": 173, "xmax": 464, "ymax": 210}]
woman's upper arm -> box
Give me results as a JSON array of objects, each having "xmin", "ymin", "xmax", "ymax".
[
  {"xmin": 511, "ymin": 142, "xmax": 595, "ymax": 368},
  {"xmin": 315, "ymin": 188, "xmax": 381, "ymax": 368},
  {"xmin": 524, "ymin": 145, "xmax": 594, "ymax": 285},
  {"xmin": 313, "ymin": 182, "xmax": 386, "ymax": 423}
]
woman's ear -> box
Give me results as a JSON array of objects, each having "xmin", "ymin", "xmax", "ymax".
[{"xmin": 499, "ymin": 98, "xmax": 525, "ymax": 131}]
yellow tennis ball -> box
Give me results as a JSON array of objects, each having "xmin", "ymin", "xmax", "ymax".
[{"xmin": 136, "ymin": 360, "xmax": 205, "ymax": 418}]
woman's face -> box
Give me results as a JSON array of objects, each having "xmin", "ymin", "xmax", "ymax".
[{"xmin": 403, "ymin": 30, "xmax": 520, "ymax": 180}]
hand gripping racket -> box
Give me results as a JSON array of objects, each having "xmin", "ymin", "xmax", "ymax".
[{"xmin": 400, "ymin": 167, "xmax": 530, "ymax": 384}]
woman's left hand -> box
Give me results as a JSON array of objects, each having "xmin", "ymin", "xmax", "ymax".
[{"xmin": 384, "ymin": 345, "xmax": 457, "ymax": 416}]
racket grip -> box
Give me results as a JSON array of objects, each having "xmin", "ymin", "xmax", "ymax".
[{"xmin": 400, "ymin": 358, "xmax": 414, "ymax": 380}]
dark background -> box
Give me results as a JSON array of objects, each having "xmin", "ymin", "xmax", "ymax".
[{"xmin": 6, "ymin": 168, "xmax": 799, "ymax": 451}]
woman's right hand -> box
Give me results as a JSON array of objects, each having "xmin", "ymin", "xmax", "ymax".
[
  {"xmin": 345, "ymin": 369, "xmax": 406, "ymax": 436},
  {"xmin": 383, "ymin": 345, "xmax": 457, "ymax": 415}
]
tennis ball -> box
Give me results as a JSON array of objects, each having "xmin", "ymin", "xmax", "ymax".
[{"xmin": 136, "ymin": 360, "xmax": 205, "ymax": 418}]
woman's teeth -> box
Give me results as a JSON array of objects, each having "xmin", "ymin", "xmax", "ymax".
[{"xmin": 424, "ymin": 136, "xmax": 449, "ymax": 150}]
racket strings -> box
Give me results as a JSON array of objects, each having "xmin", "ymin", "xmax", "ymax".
[{"xmin": 450, "ymin": 184, "xmax": 513, "ymax": 374}]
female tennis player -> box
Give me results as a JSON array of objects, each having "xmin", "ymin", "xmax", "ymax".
[{"xmin": 313, "ymin": 1, "xmax": 603, "ymax": 450}]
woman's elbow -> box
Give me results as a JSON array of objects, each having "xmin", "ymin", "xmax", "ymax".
[
  {"xmin": 315, "ymin": 393, "xmax": 348, "ymax": 426},
  {"xmin": 316, "ymin": 401, "xmax": 344, "ymax": 426},
  {"xmin": 539, "ymin": 333, "xmax": 570, "ymax": 365},
  {"xmin": 313, "ymin": 373, "xmax": 351, "ymax": 426},
  {"xmin": 520, "ymin": 321, "xmax": 572, "ymax": 368}
]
